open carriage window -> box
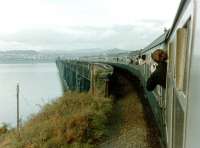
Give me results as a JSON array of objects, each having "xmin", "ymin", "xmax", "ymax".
[
  {"xmin": 183, "ymin": 20, "xmax": 191, "ymax": 94},
  {"xmin": 168, "ymin": 42, "xmax": 175, "ymax": 75},
  {"xmin": 175, "ymin": 23, "xmax": 188, "ymax": 93}
]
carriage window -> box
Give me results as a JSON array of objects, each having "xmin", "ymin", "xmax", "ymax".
[
  {"xmin": 183, "ymin": 20, "xmax": 191, "ymax": 94},
  {"xmin": 168, "ymin": 42, "xmax": 175, "ymax": 74},
  {"xmin": 175, "ymin": 28, "xmax": 188, "ymax": 92}
]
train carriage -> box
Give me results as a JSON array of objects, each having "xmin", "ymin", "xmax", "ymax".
[
  {"xmin": 78, "ymin": 0, "xmax": 200, "ymax": 147},
  {"xmin": 108, "ymin": 0, "xmax": 200, "ymax": 147},
  {"xmin": 136, "ymin": 0, "xmax": 200, "ymax": 147}
]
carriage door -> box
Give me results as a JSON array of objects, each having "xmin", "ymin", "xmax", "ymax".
[
  {"xmin": 165, "ymin": 39, "xmax": 176, "ymax": 148},
  {"xmin": 172, "ymin": 20, "xmax": 191, "ymax": 148}
]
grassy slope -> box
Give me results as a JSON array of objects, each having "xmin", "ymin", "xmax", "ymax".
[{"xmin": 5, "ymin": 92, "xmax": 113, "ymax": 148}]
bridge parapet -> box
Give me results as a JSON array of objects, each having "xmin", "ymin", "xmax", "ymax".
[
  {"xmin": 56, "ymin": 60, "xmax": 91, "ymax": 91},
  {"xmin": 56, "ymin": 59, "xmax": 113, "ymax": 97},
  {"xmin": 90, "ymin": 63, "xmax": 113, "ymax": 97}
]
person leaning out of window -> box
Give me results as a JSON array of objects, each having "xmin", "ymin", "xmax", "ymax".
[
  {"xmin": 146, "ymin": 49, "xmax": 168, "ymax": 91},
  {"xmin": 139, "ymin": 54, "xmax": 147, "ymax": 65}
]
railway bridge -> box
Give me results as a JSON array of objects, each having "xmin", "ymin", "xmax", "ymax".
[{"xmin": 56, "ymin": 58, "xmax": 165, "ymax": 147}]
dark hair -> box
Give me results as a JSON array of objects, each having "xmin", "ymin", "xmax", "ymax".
[
  {"xmin": 151, "ymin": 49, "xmax": 168, "ymax": 62},
  {"xmin": 141, "ymin": 55, "xmax": 146, "ymax": 60}
]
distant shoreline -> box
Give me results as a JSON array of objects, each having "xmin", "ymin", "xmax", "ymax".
[{"xmin": 0, "ymin": 60, "xmax": 56, "ymax": 64}]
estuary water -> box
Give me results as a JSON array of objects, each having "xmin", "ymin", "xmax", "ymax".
[{"xmin": 0, "ymin": 63, "xmax": 63, "ymax": 127}]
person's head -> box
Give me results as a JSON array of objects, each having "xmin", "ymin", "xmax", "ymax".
[
  {"xmin": 151, "ymin": 49, "xmax": 167, "ymax": 63},
  {"xmin": 141, "ymin": 55, "xmax": 146, "ymax": 60}
]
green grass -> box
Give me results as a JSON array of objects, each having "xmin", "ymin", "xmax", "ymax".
[{"xmin": 8, "ymin": 92, "xmax": 113, "ymax": 148}]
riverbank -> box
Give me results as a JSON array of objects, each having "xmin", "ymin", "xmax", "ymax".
[
  {"xmin": 0, "ymin": 92, "xmax": 113, "ymax": 148},
  {"xmin": 0, "ymin": 63, "xmax": 161, "ymax": 148}
]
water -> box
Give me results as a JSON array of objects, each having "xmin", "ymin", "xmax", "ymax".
[{"xmin": 0, "ymin": 63, "xmax": 63, "ymax": 127}]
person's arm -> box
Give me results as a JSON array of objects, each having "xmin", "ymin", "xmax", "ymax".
[{"xmin": 146, "ymin": 70, "xmax": 159, "ymax": 91}]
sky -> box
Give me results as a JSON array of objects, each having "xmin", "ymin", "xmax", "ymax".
[{"xmin": 0, "ymin": 0, "xmax": 181, "ymax": 51}]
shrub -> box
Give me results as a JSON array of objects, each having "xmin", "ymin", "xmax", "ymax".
[
  {"xmin": 0, "ymin": 124, "xmax": 8, "ymax": 136},
  {"xmin": 10, "ymin": 92, "xmax": 113, "ymax": 148}
]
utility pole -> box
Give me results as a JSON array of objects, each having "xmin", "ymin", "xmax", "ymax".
[
  {"xmin": 16, "ymin": 83, "xmax": 20, "ymax": 132},
  {"xmin": 91, "ymin": 64, "xmax": 95, "ymax": 95}
]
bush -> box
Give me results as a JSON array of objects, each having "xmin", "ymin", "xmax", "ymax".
[
  {"xmin": 10, "ymin": 92, "xmax": 113, "ymax": 148},
  {"xmin": 0, "ymin": 124, "xmax": 8, "ymax": 136}
]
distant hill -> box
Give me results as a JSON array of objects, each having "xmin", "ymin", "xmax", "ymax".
[
  {"xmin": 104, "ymin": 48, "xmax": 128, "ymax": 56},
  {"xmin": 1, "ymin": 50, "xmax": 38, "ymax": 55},
  {"xmin": 41, "ymin": 48, "xmax": 128, "ymax": 58},
  {"xmin": 0, "ymin": 48, "xmax": 130, "ymax": 63}
]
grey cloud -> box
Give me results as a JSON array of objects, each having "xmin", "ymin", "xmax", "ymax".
[{"xmin": 0, "ymin": 22, "xmax": 164, "ymax": 51}]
